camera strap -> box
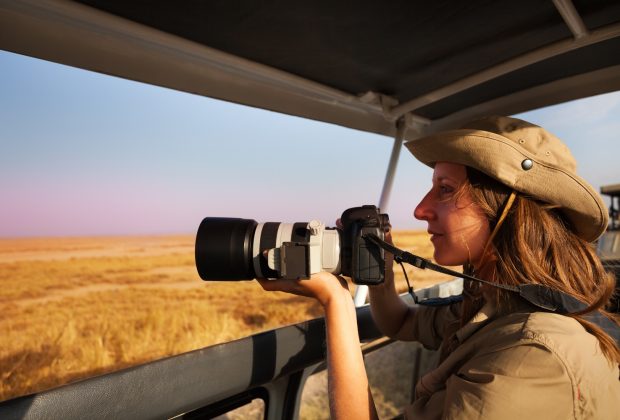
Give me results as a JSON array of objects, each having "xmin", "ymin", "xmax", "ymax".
[
  {"xmin": 363, "ymin": 233, "xmax": 620, "ymax": 345},
  {"xmin": 363, "ymin": 233, "xmax": 518, "ymax": 293}
]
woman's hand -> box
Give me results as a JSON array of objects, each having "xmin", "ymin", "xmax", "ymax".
[{"xmin": 257, "ymin": 272, "xmax": 351, "ymax": 308}]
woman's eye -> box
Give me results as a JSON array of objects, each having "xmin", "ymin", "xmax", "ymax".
[{"xmin": 439, "ymin": 185, "xmax": 453, "ymax": 195}]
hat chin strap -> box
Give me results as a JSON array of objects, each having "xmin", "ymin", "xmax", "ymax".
[{"xmin": 474, "ymin": 190, "xmax": 517, "ymax": 271}]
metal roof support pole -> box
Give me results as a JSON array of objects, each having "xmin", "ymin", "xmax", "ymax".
[
  {"xmin": 552, "ymin": 0, "xmax": 589, "ymax": 39},
  {"xmin": 354, "ymin": 117, "xmax": 406, "ymax": 307},
  {"xmin": 378, "ymin": 117, "xmax": 407, "ymax": 212}
]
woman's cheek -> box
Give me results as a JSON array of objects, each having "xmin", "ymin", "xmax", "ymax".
[{"xmin": 433, "ymin": 236, "xmax": 467, "ymax": 266}]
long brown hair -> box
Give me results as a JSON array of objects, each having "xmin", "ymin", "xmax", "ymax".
[{"xmin": 464, "ymin": 167, "xmax": 620, "ymax": 364}]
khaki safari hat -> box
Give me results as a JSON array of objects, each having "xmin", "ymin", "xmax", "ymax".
[{"xmin": 405, "ymin": 116, "xmax": 608, "ymax": 242}]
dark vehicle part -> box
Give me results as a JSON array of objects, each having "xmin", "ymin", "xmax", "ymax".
[
  {"xmin": 598, "ymin": 184, "xmax": 620, "ymax": 312},
  {"xmin": 0, "ymin": 304, "xmax": 388, "ymax": 419}
]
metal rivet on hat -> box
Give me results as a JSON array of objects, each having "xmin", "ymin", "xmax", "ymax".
[
  {"xmin": 521, "ymin": 159, "xmax": 533, "ymax": 170},
  {"xmin": 545, "ymin": 151, "xmax": 551, "ymax": 156},
  {"xmin": 519, "ymin": 139, "xmax": 525, "ymax": 144}
]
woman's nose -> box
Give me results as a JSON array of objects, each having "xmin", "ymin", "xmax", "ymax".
[{"xmin": 414, "ymin": 191, "xmax": 435, "ymax": 221}]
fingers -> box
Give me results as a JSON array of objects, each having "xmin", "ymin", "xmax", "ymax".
[
  {"xmin": 257, "ymin": 278, "xmax": 299, "ymax": 293},
  {"xmin": 384, "ymin": 226, "xmax": 394, "ymax": 244},
  {"xmin": 256, "ymin": 272, "xmax": 351, "ymax": 306},
  {"xmin": 382, "ymin": 230, "xmax": 395, "ymax": 275},
  {"xmin": 313, "ymin": 272, "xmax": 350, "ymax": 291},
  {"xmin": 256, "ymin": 278, "xmax": 276, "ymax": 291}
]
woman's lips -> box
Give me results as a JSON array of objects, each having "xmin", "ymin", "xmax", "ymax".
[{"xmin": 428, "ymin": 231, "xmax": 443, "ymax": 241}]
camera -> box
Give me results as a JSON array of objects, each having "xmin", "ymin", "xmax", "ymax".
[{"xmin": 195, "ymin": 205, "xmax": 389, "ymax": 285}]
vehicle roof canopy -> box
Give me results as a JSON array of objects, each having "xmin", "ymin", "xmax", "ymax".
[
  {"xmin": 601, "ymin": 184, "xmax": 620, "ymax": 197},
  {"xmin": 2, "ymin": 0, "xmax": 620, "ymax": 139}
]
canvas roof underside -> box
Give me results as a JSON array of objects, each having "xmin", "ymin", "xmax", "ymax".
[{"xmin": 1, "ymin": 0, "xmax": 620, "ymax": 139}]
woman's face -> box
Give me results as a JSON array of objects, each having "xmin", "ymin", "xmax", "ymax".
[{"xmin": 414, "ymin": 162, "xmax": 490, "ymax": 267}]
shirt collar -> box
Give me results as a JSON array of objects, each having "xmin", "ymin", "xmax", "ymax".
[{"xmin": 455, "ymin": 301, "xmax": 496, "ymax": 344}]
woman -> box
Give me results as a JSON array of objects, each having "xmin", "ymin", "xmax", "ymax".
[{"xmin": 259, "ymin": 116, "xmax": 620, "ymax": 419}]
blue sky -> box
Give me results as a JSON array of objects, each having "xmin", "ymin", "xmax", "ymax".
[{"xmin": 1, "ymin": 50, "xmax": 619, "ymax": 237}]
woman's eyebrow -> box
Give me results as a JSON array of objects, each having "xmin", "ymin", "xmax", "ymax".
[{"xmin": 433, "ymin": 175, "xmax": 455, "ymax": 183}]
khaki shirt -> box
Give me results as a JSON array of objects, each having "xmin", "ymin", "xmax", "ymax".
[{"xmin": 405, "ymin": 303, "xmax": 620, "ymax": 419}]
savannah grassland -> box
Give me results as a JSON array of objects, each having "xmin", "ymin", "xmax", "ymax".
[{"xmin": 0, "ymin": 231, "xmax": 448, "ymax": 406}]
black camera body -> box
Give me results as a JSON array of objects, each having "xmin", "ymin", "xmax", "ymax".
[
  {"xmin": 339, "ymin": 205, "xmax": 390, "ymax": 284},
  {"xmin": 195, "ymin": 205, "xmax": 389, "ymax": 285}
]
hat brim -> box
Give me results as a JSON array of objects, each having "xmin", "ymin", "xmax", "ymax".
[{"xmin": 405, "ymin": 129, "xmax": 608, "ymax": 242}]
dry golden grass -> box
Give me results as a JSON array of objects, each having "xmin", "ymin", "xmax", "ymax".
[{"xmin": 0, "ymin": 231, "xmax": 449, "ymax": 402}]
